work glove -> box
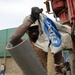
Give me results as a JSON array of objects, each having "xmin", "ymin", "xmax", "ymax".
[{"xmin": 30, "ymin": 7, "xmax": 43, "ymax": 23}]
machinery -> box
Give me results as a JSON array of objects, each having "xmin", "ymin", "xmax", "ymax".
[
  {"xmin": 44, "ymin": 0, "xmax": 75, "ymax": 75},
  {"xmin": 5, "ymin": 1, "xmax": 75, "ymax": 75}
]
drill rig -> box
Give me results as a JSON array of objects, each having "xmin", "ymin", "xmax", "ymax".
[{"xmin": 44, "ymin": 0, "xmax": 75, "ymax": 75}]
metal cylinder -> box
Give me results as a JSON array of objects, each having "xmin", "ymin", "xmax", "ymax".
[
  {"xmin": 66, "ymin": 71, "xmax": 71, "ymax": 75},
  {"xmin": 6, "ymin": 39, "xmax": 47, "ymax": 75}
]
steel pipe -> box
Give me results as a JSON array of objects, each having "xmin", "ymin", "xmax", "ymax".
[{"xmin": 6, "ymin": 39, "xmax": 47, "ymax": 75}]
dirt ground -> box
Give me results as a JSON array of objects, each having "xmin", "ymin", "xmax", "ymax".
[
  {"xmin": 0, "ymin": 57, "xmax": 24, "ymax": 75},
  {"xmin": 5, "ymin": 73, "xmax": 24, "ymax": 75}
]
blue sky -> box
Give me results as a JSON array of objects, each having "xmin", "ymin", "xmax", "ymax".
[{"xmin": 0, "ymin": 0, "xmax": 54, "ymax": 30}]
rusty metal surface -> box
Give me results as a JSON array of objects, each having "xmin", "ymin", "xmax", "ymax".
[{"xmin": 6, "ymin": 39, "xmax": 47, "ymax": 75}]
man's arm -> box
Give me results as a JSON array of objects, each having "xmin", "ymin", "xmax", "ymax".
[{"xmin": 10, "ymin": 20, "xmax": 32, "ymax": 46}]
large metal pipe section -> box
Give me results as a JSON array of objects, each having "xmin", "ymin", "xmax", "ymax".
[{"xmin": 6, "ymin": 39, "xmax": 47, "ymax": 75}]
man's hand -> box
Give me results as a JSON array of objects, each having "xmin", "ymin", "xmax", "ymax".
[{"xmin": 30, "ymin": 7, "xmax": 43, "ymax": 23}]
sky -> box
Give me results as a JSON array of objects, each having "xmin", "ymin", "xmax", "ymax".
[{"xmin": 0, "ymin": 0, "xmax": 55, "ymax": 30}]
